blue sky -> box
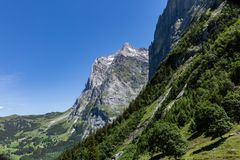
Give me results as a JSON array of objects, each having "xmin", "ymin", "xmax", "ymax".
[{"xmin": 0, "ymin": 0, "xmax": 167, "ymax": 116}]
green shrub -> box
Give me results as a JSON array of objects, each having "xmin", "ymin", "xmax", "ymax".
[
  {"xmin": 231, "ymin": 61, "xmax": 240, "ymax": 85},
  {"xmin": 194, "ymin": 102, "xmax": 232, "ymax": 138},
  {"xmin": 138, "ymin": 122, "xmax": 187, "ymax": 158},
  {"xmin": 208, "ymin": 118, "xmax": 232, "ymax": 138},
  {"xmin": 222, "ymin": 91, "xmax": 240, "ymax": 123}
]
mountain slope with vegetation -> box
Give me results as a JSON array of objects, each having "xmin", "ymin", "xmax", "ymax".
[
  {"xmin": 0, "ymin": 111, "xmax": 78, "ymax": 160},
  {"xmin": 59, "ymin": 1, "xmax": 240, "ymax": 160}
]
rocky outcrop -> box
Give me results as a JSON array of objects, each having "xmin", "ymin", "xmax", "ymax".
[
  {"xmin": 69, "ymin": 43, "xmax": 149, "ymax": 137},
  {"xmin": 149, "ymin": 0, "xmax": 221, "ymax": 79}
]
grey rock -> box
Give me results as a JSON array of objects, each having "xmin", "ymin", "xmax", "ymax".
[
  {"xmin": 229, "ymin": 133, "xmax": 237, "ymax": 137},
  {"xmin": 69, "ymin": 43, "xmax": 149, "ymax": 138},
  {"xmin": 149, "ymin": 0, "xmax": 221, "ymax": 79}
]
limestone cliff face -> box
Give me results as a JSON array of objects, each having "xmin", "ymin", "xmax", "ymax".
[
  {"xmin": 69, "ymin": 43, "xmax": 148, "ymax": 137},
  {"xmin": 149, "ymin": 0, "xmax": 221, "ymax": 79}
]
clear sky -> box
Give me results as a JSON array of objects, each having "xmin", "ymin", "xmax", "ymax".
[{"xmin": 0, "ymin": 0, "xmax": 167, "ymax": 117}]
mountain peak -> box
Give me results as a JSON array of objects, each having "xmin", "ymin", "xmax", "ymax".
[
  {"xmin": 86, "ymin": 44, "xmax": 148, "ymax": 90},
  {"xmin": 122, "ymin": 42, "xmax": 133, "ymax": 49},
  {"xmin": 69, "ymin": 44, "xmax": 149, "ymax": 134},
  {"xmin": 118, "ymin": 43, "xmax": 148, "ymax": 59}
]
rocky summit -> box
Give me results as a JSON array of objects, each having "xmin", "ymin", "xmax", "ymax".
[{"xmin": 69, "ymin": 42, "xmax": 149, "ymax": 138}]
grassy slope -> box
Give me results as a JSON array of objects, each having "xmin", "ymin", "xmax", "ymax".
[
  {"xmin": 134, "ymin": 124, "xmax": 240, "ymax": 160},
  {"xmin": 0, "ymin": 110, "xmax": 76, "ymax": 160},
  {"xmin": 182, "ymin": 125, "xmax": 240, "ymax": 160}
]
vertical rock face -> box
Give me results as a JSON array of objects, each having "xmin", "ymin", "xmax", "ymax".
[
  {"xmin": 149, "ymin": 0, "xmax": 220, "ymax": 79},
  {"xmin": 69, "ymin": 43, "xmax": 149, "ymax": 137}
]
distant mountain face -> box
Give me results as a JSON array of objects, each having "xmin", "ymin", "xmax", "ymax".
[
  {"xmin": 0, "ymin": 43, "xmax": 148, "ymax": 160},
  {"xmin": 149, "ymin": 0, "xmax": 221, "ymax": 79},
  {"xmin": 69, "ymin": 43, "xmax": 148, "ymax": 138}
]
